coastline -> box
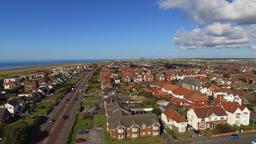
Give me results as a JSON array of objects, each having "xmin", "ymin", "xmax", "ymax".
[
  {"xmin": 0, "ymin": 59, "xmax": 110, "ymax": 71},
  {"xmin": 0, "ymin": 59, "xmax": 110, "ymax": 79}
]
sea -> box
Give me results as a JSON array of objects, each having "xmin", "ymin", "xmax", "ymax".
[{"xmin": 0, "ymin": 59, "xmax": 108, "ymax": 70}]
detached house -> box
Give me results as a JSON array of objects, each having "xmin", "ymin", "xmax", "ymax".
[
  {"xmin": 187, "ymin": 107, "xmax": 227, "ymax": 130},
  {"xmin": 181, "ymin": 77, "xmax": 201, "ymax": 91},
  {"xmin": 3, "ymin": 81, "xmax": 19, "ymax": 90},
  {"xmin": 4, "ymin": 99, "xmax": 26, "ymax": 114},
  {"xmin": 221, "ymin": 102, "xmax": 250, "ymax": 126},
  {"xmin": 161, "ymin": 108, "xmax": 187, "ymax": 133}
]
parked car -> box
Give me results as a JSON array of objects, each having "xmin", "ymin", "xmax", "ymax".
[
  {"xmin": 76, "ymin": 138, "xmax": 86, "ymax": 143},
  {"xmin": 251, "ymin": 139, "xmax": 256, "ymax": 144},
  {"xmin": 193, "ymin": 130, "xmax": 202, "ymax": 136},
  {"xmin": 78, "ymin": 130, "xmax": 89, "ymax": 134},
  {"xmin": 62, "ymin": 114, "xmax": 69, "ymax": 120},
  {"xmin": 49, "ymin": 119, "xmax": 56, "ymax": 123},
  {"xmin": 230, "ymin": 134, "xmax": 240, "ymax": 139}
]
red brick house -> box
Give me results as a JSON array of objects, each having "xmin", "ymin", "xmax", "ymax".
[{"xmin": 106, "ymin": 102, "xmax": 160, "ymax": 140}]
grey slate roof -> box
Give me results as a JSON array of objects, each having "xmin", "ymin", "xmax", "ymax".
[
  {"xmin": 106, "ymin": 100, "xmax": 159, "ymax": 129},
  {"xmin": 181, "ymin": 77, "xmax": 200, "ymax": 85}
]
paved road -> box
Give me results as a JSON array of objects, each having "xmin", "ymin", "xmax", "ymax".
[
  {"xmin": 173, "ymin": 132, "xmax": 256, "ymax": 144},
  {"xmin": 39, "ymin": 70, "xmax": 94, "ymax": 144}
]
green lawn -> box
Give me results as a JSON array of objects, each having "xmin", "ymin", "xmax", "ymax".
[
  {"xmin": 105, "ymin": 137, "xmax": 162, "ymax": 144},
  {"xmin": 95, "ymin": 114, "xmax": 106, "ymax": 128},
  {"xmin": 32, "ymin": 87, "xmax": 67, "ymax": 116}
]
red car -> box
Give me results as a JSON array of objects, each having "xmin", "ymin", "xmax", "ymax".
[{"xmin": 76, "ymin": 138, "xmax": 86, "ymax": 143}]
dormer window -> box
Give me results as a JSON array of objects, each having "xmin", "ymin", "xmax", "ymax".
[{"xmin": 142, "ymin": 124, "xmax": 146, "ymax": 129}]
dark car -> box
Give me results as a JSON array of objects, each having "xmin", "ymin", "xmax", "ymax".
[
  {"xmin": 62, "ymin": 114, "xmax": 69, "ymax": 120},
  {"xmin": 78, "ymin": 130, "xmax": 89, "ymax": 134},
  {"xmin": 75, "ymin": 138, "xmax": 86, "ymax": 143},
  {"xmin": 193, "ymin": 130, "xmax": 202, "ymax": 136},
  {"xmin": 230, "ymin": 134, "xmax": 240, "ymax": 139}
]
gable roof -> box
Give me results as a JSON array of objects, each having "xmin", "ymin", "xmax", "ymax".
[
  {"xmin": 173, "ymin": 87, "xmax": 208, "ymax": 102},
  {"xmin": 221, "ymin": 102, "xmax": 247, "ymax": 113},
  {"xmin": 193, "ymin": 106, "xmax": 227, "ymax": 118},
  {"xmin": 181, "ymin": 77, "xmax": 201, "ymax": 85},
  {"xmin": 108, "ymin": 113, "xmax": 159, "ymax": 129},
  {"xmin": 157, "ymin": 82, "xmax": 179, "ymax": 91},
  {"xmin": 163, "ymin": 108, "xmax": 187, "ymax": 123}
]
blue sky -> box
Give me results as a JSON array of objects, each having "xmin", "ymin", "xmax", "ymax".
[{"xmin": 0, "ymin": 0, "xmax": 255, "ymax": 60}]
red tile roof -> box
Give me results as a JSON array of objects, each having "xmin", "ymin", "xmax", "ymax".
[
  {"xmin": 156, "ymin": 82, "xmax": 179, "ymax": 91},
  {"xmin": 193, "ymin": 106, "xmax": 227, "ymax": 118},
  {"xmin": 173, "ymin": 87, "xmax": 208, "ymax": 102},
  {"xmin": 164, "ymin": 108, "xmax": 187, "ymax": 123},
  {"xmin": 221, "ymin": 102, "xmax": 246, "ymax": 113}
]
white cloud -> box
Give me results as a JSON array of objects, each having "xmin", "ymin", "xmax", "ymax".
[
  {"xmin": 158, "ymin": 0, "xmax": 256, "ymax": 50},
  {"xmin": 158, "ymin": 0, "xmax": 256, "ymax": 24},
  {"xmin": 174, "ymin": 23, "xmax": 256, "ymax": 49}
]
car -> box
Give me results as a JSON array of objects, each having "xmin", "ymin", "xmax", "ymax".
[
  {"xmin": 76, "ymin": 138, "xmax": 86, "ymax": 143},
  {"xmin": 251, "ymin": 139, "xmax": 256, "ymax": 144},
  {"xmin": 230, "ymin": 134, "xmax": 240, "ymax": 139},
  {"xmin": 49, "ymin": 119, "xmax": 56, "ymax": 123},
  {"xmin": 78, "ymin": 130, "xmax": 89, "ymax": 134},
  {"xmin": 62, "ymin": 114, "xmax": 69, "ymax": 120},
  {"xmin": 193, "ymin": 130, "xmax": 202, "ymax": 136}
]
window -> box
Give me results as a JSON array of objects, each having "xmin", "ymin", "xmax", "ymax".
[
  {"xmin": 153, "ymin": 126, "xmax": 159, "ymax": 130},
  {"xmin": 132, "ymin": 128, "xmax": 138, "ymax": 132},
  {"xmin": 142, "ymin": 124, "xmax": 146, "ymax": 129},
  {"xmin": 199, "ymin": 123, "xmax": 205, "ymax": 129},
  {"xmin": 118, "ymin": 128, "xmax": 124, "ymax": 133},
  {"xmin": 243, "ymin": 112, "xmax": 248, "ymax": 119},
  {"xmin": 147, "ymin": 131, "xmax": 151, "ymax": 135},
  {"xmin": 236, "ymin": 113, "xmax": 241, "ymax": 119},
  {"xmin": 153, "ymin": 132, "xmax": 158, "ymax": 136},
  {"xmin": 132, "ymin": 134, "xmax": 138, "ymax": 138},
  {"xmin": 118, "ymin": 135, "xmax": 124, "ymax": 139}
]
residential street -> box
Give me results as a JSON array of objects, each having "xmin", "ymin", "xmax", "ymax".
[
  {"xmin": 172, "ymin": 132, "xmax": 256, "ymax": 144},
  {"xmin": 39, "ymin": 70, "xmax": 94, "ymax": 144}
]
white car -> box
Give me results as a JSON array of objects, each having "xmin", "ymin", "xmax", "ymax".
[{"xmin": 252, "ymin": 140, "xmax": 256, "ymax": 144}]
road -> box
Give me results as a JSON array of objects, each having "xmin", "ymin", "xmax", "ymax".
[
  {"xmin": 172, "ymin": 132, "xmax": 256, "ymax": 144},
  {"xmin": 39, "ymin": 70, "xmax": 94, "ymax": 144}
]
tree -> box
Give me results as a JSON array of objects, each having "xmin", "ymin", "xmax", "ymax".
[{"xmin": 152, "ymin": 108, "xmax": 161, "ymax": 116}]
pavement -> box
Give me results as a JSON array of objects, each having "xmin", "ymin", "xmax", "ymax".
[{"xmin": 38, "ymin": 70, "xmax": 94, "ymax": 144}]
